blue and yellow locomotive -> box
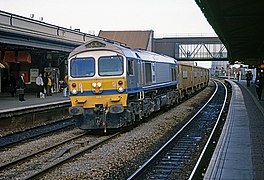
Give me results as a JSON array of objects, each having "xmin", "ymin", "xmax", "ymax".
[{"xmin": 68, "ymin": 39, "xmax": 208, "ymax": 131}]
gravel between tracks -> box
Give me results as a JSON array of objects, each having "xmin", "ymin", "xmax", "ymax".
[
  {"xmin": 0, "ymin": 128, "xmax": 85, "ymax": 164},
  {"xmin": 41, "ymin": 81, "xmax": 214, "ymax": 180}
]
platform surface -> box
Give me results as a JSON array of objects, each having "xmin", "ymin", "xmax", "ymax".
[{"xmin": 204, "ymin": 79, "xmax": 264, "ymax": 180}]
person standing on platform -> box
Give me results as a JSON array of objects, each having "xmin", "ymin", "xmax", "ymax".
[
  {"xmin": 250, "ymin": 71, "xmax": 253, "ymax": 84},
  {"xmin": 46, "ymin": 75, "xmax": 52, "ymax": 96},
  {"xmin": 63, "ymin": 74, "xmax": 68, "ymax": 97},
  {"xmin": 18, "ymin": 72, "xmax": 25, "ymax": 101},
  {"xmin": 236, "ymin": 72, "xmax": 240, "ymax": 82},
  {"xmin": 255, "ymin": 72, "xmax": 264, "ymax": 100},
  {"xmin": 36, "ymin": 73, "xmax": 44, "ymax": 98},
  {"xmin": 43, "ymin": 73, "xmax": 48, "ymax": 96},
  {"xmin": 246, "ymin": 71, "xmax": 251, "ymax": 87}
]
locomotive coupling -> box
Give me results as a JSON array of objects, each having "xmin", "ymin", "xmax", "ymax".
[{"xmin": 93, "ymin": 104, "xmax": 106, "ymax": 113}]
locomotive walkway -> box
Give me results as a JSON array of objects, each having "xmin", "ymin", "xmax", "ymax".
[{"xmin": 204, "ymin": 79, "xmax": 264, "ymax": 179}]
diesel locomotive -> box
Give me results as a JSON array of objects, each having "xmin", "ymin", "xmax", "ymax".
[{"xmin": 68, "ymin": 39, "xmax": 209, "ymax": 131}]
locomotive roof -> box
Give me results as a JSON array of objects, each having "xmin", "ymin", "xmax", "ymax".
[{"xmin": 69, "ymin": 38, "xmax": 177, "ymax": 64}]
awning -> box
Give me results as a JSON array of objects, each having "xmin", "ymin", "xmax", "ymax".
[
  {"xmin": 4, "ymin": 51, "xmax": 16, "ymax": 63},
  {"xmin": 17, "ymin": 51, "xmax": 31, "ymax": 63}
]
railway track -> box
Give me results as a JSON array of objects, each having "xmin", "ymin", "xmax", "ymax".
[
  {"xmin": 128, "ymin": 79, "xmax": 228, "ymax": 179},
  {"xmin": 0, "ymin": 118, "xmax": 75, "ymax": 148},
  {"xmin": 25, "ymin": 132, "xmax": 121, "ymax": 179},
  {"xmin": 0, "ymin": 129, "xmax": 121, "ymax": 179},
  {"xmin": 0, "ymin": 131, "xmax": 87, "ymax": 171}
]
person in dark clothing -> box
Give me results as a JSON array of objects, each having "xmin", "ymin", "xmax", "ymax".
[
  {"xmin": 18, "ymin": 72, "xmax": 26, "ymax": 101},
  {"xmin": 255, "ymin": 72, "xmax": 264, "ymax": 100},
  {"xmin": 9, "ymin": 74, "xmax": 17, "ymax": 97},
  {"xmin": 43, "ymin": 73, "xmax": 48, "ymax": 96},
  {"xmin": 236, "ymin": 72, "xmax": 240, "ymax": 81},
  {"xmin": 246, "ymin": 71, "xmax": 253, "ymax": 87}
]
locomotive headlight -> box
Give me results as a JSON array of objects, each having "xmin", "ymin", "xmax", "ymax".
[
  {"xmin": 92, "ymin": 82, "xmax": 97, "ymax": 88},
  {"xmin": 117, "ymin": 86, "xmax": 124, "ymax": 93},
  {"xmin": 97, "ymin": 82, "xmax": 102, "ymax": 87},
  {"xmin": 72, "ymin": 88, "xmax": 78, "ymax": 94}
]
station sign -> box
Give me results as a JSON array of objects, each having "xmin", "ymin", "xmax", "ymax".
[{"xmin": 30, "ymin": 68, "xmax": 39, "ymax": 82}]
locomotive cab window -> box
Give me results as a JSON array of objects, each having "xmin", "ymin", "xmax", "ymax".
[
  {"xmin": 70, "ymin": 57, "xmax": 95, "ymax": 77},
  {"xmin": 145, "ymin": 62, "xmax": 152, "ymax": 84},
  {"xmin": 171, "ymin": 67, "xmax": 177, "ymax": 81},
  {"xmin": 128, "ymin": 59, "xmax": 134, "ymax": 76},
  {"xmin": 99, "ymin": 55, "xmax": 124, "ymax": 76}
]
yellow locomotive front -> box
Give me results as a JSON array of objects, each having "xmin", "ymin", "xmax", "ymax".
[{"xmin": 68, "ymin": 41, "xmax": 129, "ymax": 131}]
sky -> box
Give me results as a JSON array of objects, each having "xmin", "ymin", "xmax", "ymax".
[{"xmin": 0, "ymin": 0, "xmax": 216, "ymax": 67}]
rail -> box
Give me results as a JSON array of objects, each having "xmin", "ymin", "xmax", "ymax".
[{"xmin": 127, "ymin": 79, "xmax": 228, "ymax": 179}]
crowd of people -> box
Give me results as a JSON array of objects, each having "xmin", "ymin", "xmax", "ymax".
[
  {"xmin": 8, "ymin": 72, "xmax": 68, "ymax": 101},
  {"xmin": 35, "ymin": 73, "xmax": 53, "ymax": 98}
]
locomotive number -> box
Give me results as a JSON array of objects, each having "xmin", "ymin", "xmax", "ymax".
[{"xmin": 96, "ymin": 96, "xmax": 102, "ymax": 98}]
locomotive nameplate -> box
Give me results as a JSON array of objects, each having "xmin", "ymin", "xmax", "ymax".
[{"xmin": 85, "ymin": 41, "xmax": 106, "ymax": 48}]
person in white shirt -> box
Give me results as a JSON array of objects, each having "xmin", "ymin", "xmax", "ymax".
[{"xmin": 36, "ymin": 73, "xmax": 44, "ymax": 98}]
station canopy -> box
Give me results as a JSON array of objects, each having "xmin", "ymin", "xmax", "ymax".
[{"xmin": 195, "ymin": 0, "xmax": 264, "ymax": 65}]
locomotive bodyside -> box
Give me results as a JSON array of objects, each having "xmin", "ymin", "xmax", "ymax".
[{"xmin": 68, "ymin": 39, "xmax": 179, "ymax": 131}]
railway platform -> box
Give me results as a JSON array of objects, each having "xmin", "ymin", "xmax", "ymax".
[
  {"xmin": 204, "ymin": 79, "xmax": 264, "ymax": 180},
  {"xmin": 0, "ymin": 92, "xmax": 70, "ymax": 112},
  {"xmin": 0, "ymin": 92, "xmax": 71, "ymax": 137}
]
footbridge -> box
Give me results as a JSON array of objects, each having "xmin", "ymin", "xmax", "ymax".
[{"xmin": 154, "ymin": 37, "xmax": 228, "ymax": 61}]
